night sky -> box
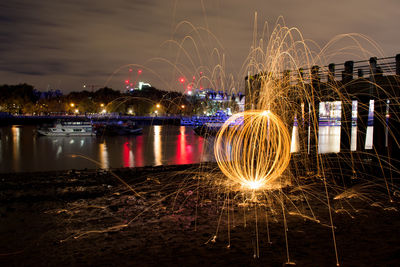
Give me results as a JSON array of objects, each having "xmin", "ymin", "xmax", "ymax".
[{"xmin": 1, "ymin": 0, "xmax": 399, "ymax": 93}]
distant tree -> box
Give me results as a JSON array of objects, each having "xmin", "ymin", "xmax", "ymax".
[
  {"xmin": 22, "ymin": 102, "xmax": 39, "ymax": 114},
  {"xmin": 0, "ymin": 83, "xmax": 200, "ymax": 116},
  {"xmin": 46, "ymin": 99, "xmax": 65, "ymax": 113},
  {"xmin": 78, "ymin": 98, "xmax": 97, "ymax": 113},
  {"xmin": 0, "ymin": 83, "xmax": 40, "ymax": 113},
  {"xmin": 93, "ymin": 87, "xmax": 121, "ymax": 104}
]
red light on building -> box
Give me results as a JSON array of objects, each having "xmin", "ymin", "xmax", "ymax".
[
  {"xmin": 125, "ymin": 80, "xmax": 129, "ymax": 84},
  {"xmin": 179, "ymin": 77, "xmax": 185, "ymax": 83},
  {"xmin": 129, "ymin": 68, "xmax": 133, "ymax": 72},
  {"xmin": 138, "ymin": 69, "xmax": 142, "ymax": 74}
]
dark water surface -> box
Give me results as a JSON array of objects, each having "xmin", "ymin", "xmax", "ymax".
[{"xmin": 0, "ymin": 125, "xmax": 214, "ymax": 173}]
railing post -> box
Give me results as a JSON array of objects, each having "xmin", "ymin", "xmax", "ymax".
[
  {"xmin": 328, "ymin": 63, "xmax": 335, "ymax": 83},
  {"xmin": 297, "ymin": 68, "xmax": 304, "ymax": 84},
  {"xmin": 311, "ymin": 65, "xmax": 320, "ymax": 87},
  {"xmin": 357, "ymin": 69, "xmax": 364, "ymax": 78},
  {"xmin": 388, "ymin": 100, "xmax": 400, "ymax": 160},
  {"xmin": 283, "ymin": 70, "xmax": 290, "ymax": 86},
  {"xmin": 342, "ymin": 61, "xmax": 354, "ymax": 83},
  {"xmin": 356, "ymin": 98, "xmax": 368, "ymax": 152},
  {"xmin": 369, "ymin": 57, "xmax": 378, "ymax": 74},
  {"xmin": 373, "ymin": 99, "xmax": 387, "ymax": 156},
  {"xmin": 341, "ymin": 99, "xmax": 352, "ymax": 152}
]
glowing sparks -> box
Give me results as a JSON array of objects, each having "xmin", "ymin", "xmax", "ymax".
[
  {"xmin": 214, "ymin": 110, "xmax": 291, "ymax": 191},
  {"xmin": 261, "ymin": 110, "xmax": 270, "ymax": 116},
  {"xmin": 243, "ymin": 180, "xmax": 264, "ymax": 190}
]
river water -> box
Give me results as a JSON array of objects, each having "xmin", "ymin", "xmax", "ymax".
[
  {"xmin": 0, "ymin": 125, "xmax": 215, "ymax": 173},
  {"xmin": 0, "ymin": 122, "xmax": 365, "ymax": 173}
]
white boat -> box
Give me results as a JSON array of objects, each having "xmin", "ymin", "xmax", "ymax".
[{"xmin": 37, "ymin": 121, "xmax": 95, "ymax": 136}]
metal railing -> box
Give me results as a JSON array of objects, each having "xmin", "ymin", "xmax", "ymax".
[{"xmin": 247, "ymin": 54, "xmax": 399, "ymax": 85}]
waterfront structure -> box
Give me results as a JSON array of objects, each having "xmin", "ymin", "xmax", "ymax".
[
  {"xmin": 192, "ymin": 88, "xmax": 245, "ymax": 114},
  {"xmin": 245, "ymin": 54, "xmax": 400, "ymax": 158},
  {"xmin": 126, "ymin": 81, "xmax": 151, "ymax": 93}
]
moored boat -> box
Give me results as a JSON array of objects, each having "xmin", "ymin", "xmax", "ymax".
[
  {"xmin": 37, "ymin": 121, "xmax": 95, "ymax": 136},
  {"xmin": 94, "ymin": 121, "xmax": 143, "ymax": 136}
]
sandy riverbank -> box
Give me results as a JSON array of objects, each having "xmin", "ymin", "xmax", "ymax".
[{"xmin": 1, "ymin": 164, "xmax": 400, "ymax": 266}]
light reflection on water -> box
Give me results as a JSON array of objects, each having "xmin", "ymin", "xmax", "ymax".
[
  {"xmin": 99, "ymin": 142, "xmax": 109, "ymax": 169},
  {"xmin": 0, "ymin": 122, "xmax": 373, "ymax": 173},
  {"xmin": 318, "ymin": 126, "xmax": 341, "ymax": 154},
  {"xmin": 0, "ymin": 125, "xmax": 214, "ymax": 173},
  {"xmin": 12, "ymin": 126, "xmax": 20, "ymax": 171},
  {"xmin": 153, "ymin": 125, "xmax": 162, "ymax": 166}
]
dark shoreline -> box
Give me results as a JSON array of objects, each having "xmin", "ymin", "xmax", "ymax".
[
  {"xmin": 1, "ymin": 163, "xmax": 400, "ymax": 266},
  {"xmin": 0, "ymin": 163, "xmax": 216, "ymax": 203}
]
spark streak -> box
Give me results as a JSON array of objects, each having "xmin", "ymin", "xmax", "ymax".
[{"xmin": 214, "ymin": 110, "xmax": 291, "ymax": 191}]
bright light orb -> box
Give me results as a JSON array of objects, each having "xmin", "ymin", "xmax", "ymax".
[{"xmin": 214, "ymin": 110, "xmax": 291, "ymax": 191}]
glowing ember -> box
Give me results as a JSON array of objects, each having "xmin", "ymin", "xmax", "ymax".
[{"xmin": 243, "ymin": 180, "xmax": 264, "ymax": 190}]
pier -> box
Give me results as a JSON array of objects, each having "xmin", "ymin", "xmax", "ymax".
[{"xmin": 245, "ymin": 54, "xmax": 400, "ymax": 161}]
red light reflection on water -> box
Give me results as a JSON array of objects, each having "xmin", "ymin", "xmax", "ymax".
[
  {"xmin": 123, "ymin": 127, "xmax": 206, "ymax": 167},
  {"xmin": 123, "ymin": 137, "xmax": 144, "ymax": 168},
  {"xmin": 175, "ymin": 126, "xmax": 194, "ymax": 164},
  {"xmin": 123, "ymin": 141, "xmax": 134, "ymax": 167}
]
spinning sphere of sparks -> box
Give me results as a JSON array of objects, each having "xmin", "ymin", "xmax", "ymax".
[{"xmin": 214, "ymin": 110, "xmax": 291, "ymax": 190}]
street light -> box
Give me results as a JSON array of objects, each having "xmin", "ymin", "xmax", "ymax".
[
  {"xmin": 156, "ymin": 104, "xmax": 161, "ymax": 108},
  {"xmin": 181, "ymin": 105, "xmax": 185, "ymax": 109},
  {"xmin": 70, "ymin": 103, "xmax": 75, "ymax": 108},
  {"xmin": 100, "ymin": 103, "xmax": 104, "ymax": 107}
]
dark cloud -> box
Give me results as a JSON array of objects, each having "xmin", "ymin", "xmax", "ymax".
[{"xmin": 0, "ymin": 0, "xmax": 399, "ymax": 93}]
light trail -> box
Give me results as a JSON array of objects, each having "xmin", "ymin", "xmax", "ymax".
[{"xmin": 214, "ymin": 110, "xmax": 291, "ymax": 191}]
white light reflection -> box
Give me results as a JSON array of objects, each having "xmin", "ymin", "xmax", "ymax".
[
  {"xmin": 99, "ymin": 142, "xmax": 109, "ymax": 169},
  {"xmin": 290, "ymin": 116, "xmax": 300, "ymax": 153},
  {"xmin": 318, "ymin": 101, "xmax": 341, "ymax": 154},
  {"xmin": 11, "ymin": 126, "xmax": 20, "ymax": 171},
  {"xmin": 351, "ymin": 100, "xmax": 358, "ymax": 151},
  {"xmin": 129, "ymin": 150, "xmax": 134, "ymax": 167},
  {"xmin": 365, "ymin": 100, "xmax": 375, "ymax": 150},
  {"xmin": 153, "ymin": 125, "xmax": 162, "ymax": 166},
  {"xmin": 56, "ymin": 146, "xmax": 62, "ymax": 158}
]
